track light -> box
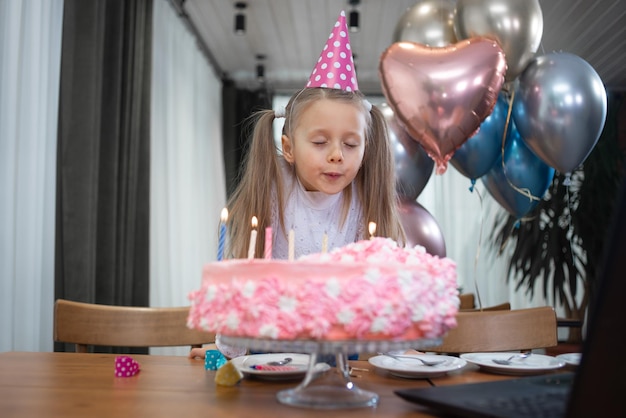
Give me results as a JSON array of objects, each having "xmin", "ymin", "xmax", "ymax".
[
  {"xmin": 234, "ymin": 2, "xmax": 247, "ymax": 35},
  {"xmin": 256, "ymin": 54, "xmax": 266, "ymax": 83},
  {"xmin": 256, "ymin": 64, "xmax": 265, "ymax": 82},
  {"xmin": 348, "ymin": 0, "xmax": 360, "ymax": 32},
  {"xmin": 349, "ymin": 10, "xmax": 359, "ymax": 32}
]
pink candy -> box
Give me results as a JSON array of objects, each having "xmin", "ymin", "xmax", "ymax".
[{"xmin": 115, "ymin": 356, "xmax": 140, "ymax": 377}]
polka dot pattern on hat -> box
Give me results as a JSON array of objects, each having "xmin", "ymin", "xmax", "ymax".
[{"xmin": 306, "ymin": 11, "xmax": 359, "ymax": 92}]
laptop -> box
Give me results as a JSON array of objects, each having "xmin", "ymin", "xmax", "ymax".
[{"xmin": 394, "ymin": 177, "xmax": 626, "ymax": 417}]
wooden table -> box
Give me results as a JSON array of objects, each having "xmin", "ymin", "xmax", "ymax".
[{"xmin": 0, "ymin": 351, "xmax": 525, "ymax": 417}]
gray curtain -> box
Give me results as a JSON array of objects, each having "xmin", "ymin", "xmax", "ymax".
[
  {"xmin": 55, "ymin": 0, "xmax": 152, "ymax": 353},
  {"xmin": 222, "ymin": 80, "xmax": 273, "ymax": 197}
]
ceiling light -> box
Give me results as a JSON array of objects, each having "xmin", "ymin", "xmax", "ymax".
[
  {"xmin": 256, "ymin": 64, "xmax": 265, "ymax": 82},
  {"xmin": 348, "ymin": 0, "xmax": 360, "ymax": 32},
  {"xmin": 234, "ymin": 2, "xmax": 247, "ymax": 35},
  {"xmin": 256, "ymin": 54, "xmax": 266, "ymax": 83}
]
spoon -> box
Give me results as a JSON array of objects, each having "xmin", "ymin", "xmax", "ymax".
[
  {"xmin": 380, "ymin": 352, "xmax": 446, "ymax": 366},
  {"xmin": 266, "ymin": 357, "xmax": 292, "ymax": 366},
  {"xmin": 492, "ymin": 353, "xmax": 530, "ymax": 365}
]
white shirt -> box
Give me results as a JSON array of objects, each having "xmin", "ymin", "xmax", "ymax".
[{"xmin": 271, "ymin": 159, "xmax": 363, "ymax": 259}]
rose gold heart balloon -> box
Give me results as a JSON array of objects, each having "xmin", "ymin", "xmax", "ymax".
[{"xmin": 379, "ymin": 38, "xmax": 506, "ymax": 173}]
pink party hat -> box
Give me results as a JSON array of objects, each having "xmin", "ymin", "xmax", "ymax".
[{"xmin": 306, "ymin": 11, "xmax": 359, "ymax": 91}]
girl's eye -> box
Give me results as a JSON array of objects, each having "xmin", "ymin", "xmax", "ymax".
[{"xmin": 344, "ymin": 143, "xmax": 358, "ymax": 148}]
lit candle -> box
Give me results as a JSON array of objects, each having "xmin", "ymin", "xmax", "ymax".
[
  {"xmin": 264, "ymin": 226, "xmax": 273, "ymax": 260},
  {"xmin": 247, "ymin": 216, "xmax": 258, "ymax": 259},
  {"xmin": 217, "ymin": 207, "xmax": 228, "ymax": 261},
  {"xmin": 321, "ymin": 232, "xmax": 328, "ymax": 254},
  {"xmin": 288, "ymin": 229, "xmax": 295, "ymax": 261},
  {"xmin": 368, "ymin": 222, "xmax": 377, "ymax": 240}
]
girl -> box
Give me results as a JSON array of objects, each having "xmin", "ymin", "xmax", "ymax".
[
  {"xmin": 188, "ymin": 88, "xmax": 406, "ymax": 360},
  {"xmin": 225, "ymin": 87, "xmax": 406, "ymax": 260}
]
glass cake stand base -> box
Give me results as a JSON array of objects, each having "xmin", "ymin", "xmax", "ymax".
[
  {"xmin": 276, "ymin": 352, "xmax": 378, "ymax": 409},
  {"xmin": 219, "ymin": 336, "xmax": 442, "ymax": 410}
]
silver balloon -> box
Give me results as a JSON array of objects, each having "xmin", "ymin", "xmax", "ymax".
[
  {"xmin": 381, "ymin": 103, "xmax": 434, "ymax": 200},
  {"xmin": 393, "ymin": 0, "xmax": 457, "ymax": 47},
  {"xmin": 512, "ymin": 52, "xmax": 608, "ymax": 174},
  {"xmin": 454, "ymin": 0, "xmax": 543, "ymax": 81}
]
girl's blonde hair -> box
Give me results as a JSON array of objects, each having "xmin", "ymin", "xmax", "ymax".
[{"xmin": 225, "ymin": 87, "xmax": 405, "ymax": 259}]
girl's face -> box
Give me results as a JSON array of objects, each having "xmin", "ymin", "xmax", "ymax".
[{"xmin": 281, "ymin": 99, "xmax": 366, "ymax": 194}]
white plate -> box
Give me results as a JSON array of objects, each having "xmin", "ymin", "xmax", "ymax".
[
  {"xmin": 556, "ymin": 352, "xmax": 582, "ymax": 366},
  {"xmin": 368, "ymin": 354, "xmax": 466, "ymax": 379},
  {"xmin": 460, "ymin": 352, "xmax": 566, "ymax": 375},
  {"xmin": 231, "ymin": 353, "xmax": 330, "ymax": 381}
]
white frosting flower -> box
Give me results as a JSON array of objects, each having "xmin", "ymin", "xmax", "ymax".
[
  {"xmin": 364, "ymin": 267, "xmax": 381, "ymax": 284},
  {"xmin": 241, "ymin": 280, "xmax": 256, "ymax": 298},
  {"xmin": 370, "ymin": 316, "xmax": 387, "ymax": 333},
  {"xmin": 337, "ymin": 308, "xmax": 355, "ymax": 324},
  {"xmin": 325, "ymin": 277, "xmax": 341, "ymax": 298},
  {"xmin": 204, "ymin": 285, "xmax": 217, "ymax": 302},
  {"xmin": 226, "ymin": 313, "xmax": 239, "ymax": 330},
  {"xmin": 397, "ymin": 270, "xmax": 413, "ymax": 291},
  {"xmin": 278, "ymin": 296, "xmax": 297, "ymax": 312},
  {"xmin": 411, "ymin": 306, "xmax": 425, "ymax": 322},
  {"xmin": 259, "ymin": 324, "xmax": 279, "ymax": 339}
]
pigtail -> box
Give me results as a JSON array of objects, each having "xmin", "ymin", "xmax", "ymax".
[
  {"xmin": 357, "ymin": 104, "xmax": 406, "ymax": 245},
  {"xmin": 226, "ymin": 110, "xmax": 284, "ymax": 258}
]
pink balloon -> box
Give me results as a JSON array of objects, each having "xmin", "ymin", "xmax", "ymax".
[
  {"xmin": 398, "ymin": 199, "xmax": 446, "ymax": 257},
  {"xmin": 379, "ymin": 38, "xmax": 507, "ymax": 174}
]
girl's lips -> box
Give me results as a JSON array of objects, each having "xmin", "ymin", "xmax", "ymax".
[{"xmin": 324, "ymin": 172, "xmax": 342, "ymax": 179}]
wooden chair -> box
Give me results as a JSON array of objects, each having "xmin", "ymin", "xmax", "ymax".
[
  {"xmin": 461, "ymin": 302, "xmax": 511, "ymax": 312},
  {"xmin": 54, "ymin": 299, "xmax": 215, "ymax": 353},
  {"xmin": 428, "ymin": 306, "xmax": 558, "ymax": 354},
  {"xmin": 458, "ymin": 293, "xmax": 475, "ymax": 310},
  {"xmin": 458, "ymin": 293, "xmax": 511, "ymax": 311}
]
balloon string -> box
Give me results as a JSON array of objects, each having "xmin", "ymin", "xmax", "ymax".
[
  {"xmin": 501, "ymin": 89, "xmax": 541, "ymax": 203},
  {"xmin": 497, "ymin": 218, "xmax": 522, "ymax": 254},
  {"xmin": 565, "ymin": 179, "xmax": 575, "ymax": 263},
  {"xmin": 472, "ymin": 185, "xmax": 485, "ymax": 311}
]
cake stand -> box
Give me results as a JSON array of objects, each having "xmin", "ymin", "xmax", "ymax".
[{"xmin": 219, "ymin": 335, "xmax": 442, "ymax": 409}]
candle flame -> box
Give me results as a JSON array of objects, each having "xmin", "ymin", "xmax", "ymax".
[
  {"xmin": 251, "ymin": 216, "xmax": 258, "ymax": 229},
  {"xmin": 220, "ymin": 207, "xmax": 228, "ymax": 222},
  {"xmin": 368, "ymin": 221, "xmax": 377, "ymax": 237}
]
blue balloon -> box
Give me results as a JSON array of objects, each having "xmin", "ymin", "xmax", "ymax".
[
  {"xmin": 481, "ymin": 120, "xmax": 555, "ymax": 219},
  {"xmin": 451, "ymin": 93, "xmax": 508, "ymax": 181}
]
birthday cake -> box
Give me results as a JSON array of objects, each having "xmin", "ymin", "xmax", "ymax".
[{"xmin": 187, "ymin": 238, "xmax": 459, "ymax": 342}]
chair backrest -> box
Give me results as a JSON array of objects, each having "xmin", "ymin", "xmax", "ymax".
[
  {"xmin": 460, "ymin": 302, "xmax": 511, "ymax": 312},
  {"xmin": 54, "ymin": 299, "xmax": 215, "ymax": 353},
  {"xmin": 458, "ymin": 293, "xmax": 475, "ymax": 310},
  {"xmin": 428, "ymin": 306, "xmax": 558, "ymax": 354}
]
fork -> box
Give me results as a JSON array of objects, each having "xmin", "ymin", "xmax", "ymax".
[{"xmin": 380, "ymin": 352, "xmax": 446, "ymax": 366}]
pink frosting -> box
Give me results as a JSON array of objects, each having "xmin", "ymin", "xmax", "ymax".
[{"xmin": 188, "ymin": 238, "xmax": 459, "ymax": 341}]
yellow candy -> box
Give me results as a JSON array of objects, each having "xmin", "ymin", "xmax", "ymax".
[{"xmin": 214, "ymin": 360, "xmax": 243, "ymax": 386}]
